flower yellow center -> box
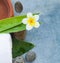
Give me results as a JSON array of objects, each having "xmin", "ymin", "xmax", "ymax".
[{"xmin": 28, "ymin": 18, "xmax": 36, "ymax": 26}]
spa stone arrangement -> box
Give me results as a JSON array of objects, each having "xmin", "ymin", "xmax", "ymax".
[{"xmin": 0, "ymin": 0, "xmax": 41, "ymax": 63}]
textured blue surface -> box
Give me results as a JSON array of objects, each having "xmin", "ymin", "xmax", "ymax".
[{"xmin": 12, "ymin": 0, "xmax": 60, "ymax": 63}]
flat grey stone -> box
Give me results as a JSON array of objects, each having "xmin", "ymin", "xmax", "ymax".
[
  {"xmin": 14, "ymin": 56, "xmax": 25, "ymax": 63},
  {"xmin": 25, "ymin": 51, "xmax": 36, "ymax": 62}
]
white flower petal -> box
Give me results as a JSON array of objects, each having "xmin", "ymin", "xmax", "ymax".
[
  {"xmin": 22, "ymin": 18, "xmax": 28, "ymax": 24},
  {"xmin": 27, "ymin": 12, "xmax": 33, "ymax": 18},
  {"xmin": 26, "ymin": 24, "xmax": 33, "ymax": 30},
  {"xmin": 34, "ymin": 22, "xmax": 40, "ymax": 28},
  {"xmin": 34, "ymin": 15, "xmax": 39, "ymax": 21}
]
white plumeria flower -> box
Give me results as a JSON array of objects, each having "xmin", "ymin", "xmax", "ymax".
[{"xmin": 22, "ymin": 12, "xmax": 40, "ymax": 30}]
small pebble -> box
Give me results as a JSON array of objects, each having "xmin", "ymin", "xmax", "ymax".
[
  {"xmin": 12, "ymin": 58, "xmax": 15, "ymax": 63},
  {"xmin": 25, "ymin": 51, "xmax": 36, "ymax": 62},
  {"xmin": 15, "ymin": 1, "xmax": 23, "ymax": 13},
  {"xmin": 14, "ymin": 56, "xmax": 25, "ymax": 63}
]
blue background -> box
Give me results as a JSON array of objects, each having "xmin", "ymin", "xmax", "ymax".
[{"xmin": 12, "ymin": 0, "xmax": 60, "ymax": 63}]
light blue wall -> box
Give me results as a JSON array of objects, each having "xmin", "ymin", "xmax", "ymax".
[{"xmin": 12, "ymin": 0, "xmax": 60, "ymax": 63}]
